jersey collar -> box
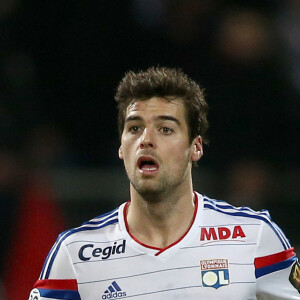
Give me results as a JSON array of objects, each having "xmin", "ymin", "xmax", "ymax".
[{"xmin": 119, "ymin": 192, "xmax": 204, "ymax": 258}]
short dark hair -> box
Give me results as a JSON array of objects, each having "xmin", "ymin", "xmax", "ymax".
[{"xmin": 115, "ymin": 66, "xmax": 209, "ymax": 144}]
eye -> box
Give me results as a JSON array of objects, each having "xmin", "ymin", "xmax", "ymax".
[
  {"xmin": 160, "ymin": 127, "xmax": 173, "ymax": 135},
  {"xmin": 129, "ymin": 126, "xmax": 141, "ymax": 134}
]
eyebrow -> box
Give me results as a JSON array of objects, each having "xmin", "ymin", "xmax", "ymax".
[
  {"xmin": 125, "ymin": 115, "xmax": 181, "ymax": 125},
  {"xmin": 156, "ymin": 115, "xmax": 181, "ymax": 125}
]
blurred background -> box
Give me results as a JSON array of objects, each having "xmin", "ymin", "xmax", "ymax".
[{"xmin": 0, "ymin": 0, "xmax": 299, "ymax": 298}]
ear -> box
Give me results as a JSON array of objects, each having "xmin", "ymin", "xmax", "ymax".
[
  {"xmin": 191, "ymin": 136, "xmax": 203, "ymax": 162},
  {"xmin": 118, "ymin": 145, "xmax": 123, "ymax": 160}
]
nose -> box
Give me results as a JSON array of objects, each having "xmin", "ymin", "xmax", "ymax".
[{"xmin": 140, "ymin": 128, "xmax": 155, "ymax": 149}]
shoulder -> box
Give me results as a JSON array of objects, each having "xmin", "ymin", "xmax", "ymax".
[
  {"xmin": 61, "ymin": 206, "xmax": 120, "ymax": 244},
  {"xmin": 201, "ymin": 194, "xmax": 292, "ymax": 251},
  {"xmin": 202, "ymin": 194, "xmax": 271, "ymax": 221},
  {"xmin": 39, "ymin": 205, "xmax": 123, "ymax": 279}
]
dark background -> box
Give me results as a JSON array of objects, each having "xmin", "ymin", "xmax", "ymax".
[{"xmin": 0, "ymin": 1, "xmax": 299, "ymax": 298}]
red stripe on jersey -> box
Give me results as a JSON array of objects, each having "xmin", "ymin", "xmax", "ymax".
[
  {"xmin": 33, "ymin": 279, "xmax": 78, "ymax": 291},
  {"xmin": 254, "ymin": 248, "xmax": 295, "ymax": 268}
]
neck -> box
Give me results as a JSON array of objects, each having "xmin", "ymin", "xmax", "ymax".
[{"xmin": 126, "ymin": 183, "xmax": 195, "ymax": 249}]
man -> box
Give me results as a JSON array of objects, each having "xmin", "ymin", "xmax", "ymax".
[{"xmin": 29, "ymin": 67, "xmax": 299, "ymax": 299}]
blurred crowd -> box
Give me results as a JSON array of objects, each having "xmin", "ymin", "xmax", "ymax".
[{"xmin": 0, "ymin": 0, "xmax": 299, "ymax": 299}]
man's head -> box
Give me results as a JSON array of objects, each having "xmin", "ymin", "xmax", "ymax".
[
  {"xmin": 115, "ymin": 67, "xmax": 209, "ymax": 199},
  {"xmin": 115, "ymin": 67, "xmax": 209, "ymax": 145}
]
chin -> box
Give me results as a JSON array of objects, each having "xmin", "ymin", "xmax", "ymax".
[
  {"xmin": 135, "ymin": 185, "xmax": 161, "ymax": 196},
  {"xmin": 133, "ymin": 181, "xmax": 170, "ymax": 200},
  {"xmin": 129, "ymin": 171, "xmax": 175, "ymax": 198}
]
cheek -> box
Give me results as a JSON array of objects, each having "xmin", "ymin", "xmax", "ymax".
[
  {"xmin": 165, "ymin": 144, "xmax": 192, "ymax": 164},
  {"xmin": 120, "ymin": 143, "xmax": 135, "ymax": 164}
]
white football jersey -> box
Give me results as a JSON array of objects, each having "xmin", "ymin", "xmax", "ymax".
[{"xmin": 29, "ymin": 192, "xmax": 300, "ymax": 299}]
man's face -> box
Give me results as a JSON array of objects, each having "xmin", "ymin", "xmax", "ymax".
[{"xmin": 119, "ymin": 97, "xmax": 202, "ymax": 198}]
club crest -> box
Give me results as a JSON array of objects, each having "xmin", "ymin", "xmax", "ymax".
[{"xmin": 200, "ymin": 259, "xmax": 230, "ymax": 289}]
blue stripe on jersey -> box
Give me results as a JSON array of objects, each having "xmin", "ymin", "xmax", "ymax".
[
  {"xmin": 255, "ymin": 255, "xmax": 297, "ymax": 278},
  {"xmin": 204, "ymin": 197, "xmax": 271, "ymax": 217},
  {"xmin": 82, "ymin": 211, "xmax": 118, "ymax": 225},
  {"xmin": 39, "ymin": 288, "xmax": 81, "ymax": 300},
  {"xmin": 40, "ymin": 208, "xmax": 119, "ymax": 280},
  {"xmin": 203, "ymin": 196, "xmax": 291, "ymax": 250},
  {"xmin": 93, "ymin": 207, "xmax": 119, "ymax": 220}
]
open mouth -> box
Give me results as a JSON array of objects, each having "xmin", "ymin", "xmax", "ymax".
[{"xmin": 137, "ymin": 156, "xmax": 159, "ymax": 173}]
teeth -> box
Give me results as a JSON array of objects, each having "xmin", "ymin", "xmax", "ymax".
[{"xmin": 143, "ymin": 167, "xmax": 157, "ymax": 171}]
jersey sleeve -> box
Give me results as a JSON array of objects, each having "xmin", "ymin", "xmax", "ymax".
[
  {"xmin": 255, "ymin": 215, "xmax": 300, "ymax": 299},
  {"xmin": 28, "ymin": 234, "xmax": 81, "ymax": 300}
]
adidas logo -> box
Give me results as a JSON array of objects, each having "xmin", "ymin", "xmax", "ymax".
[{"xmin": 102, "ymin": 281, "xmax": 126, "ymax": 299}]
